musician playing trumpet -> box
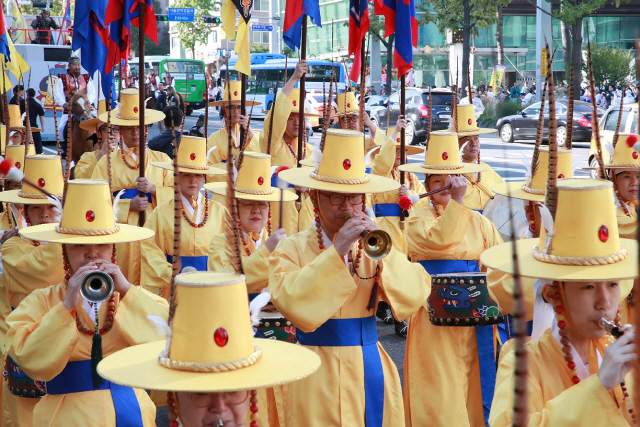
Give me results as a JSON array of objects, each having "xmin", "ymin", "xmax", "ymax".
[
  {"xmin": 400, "ymin": 132, "xmax": 503, "ymax": 427},
  {"xmin": 269, "ymin": 129, "xmax": 429, "ymax": 426},
  {"xmin": 5, "ymin": 180, "xmax": 168, "ymax": 427}
]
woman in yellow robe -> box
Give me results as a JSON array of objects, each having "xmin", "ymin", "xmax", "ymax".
[
  {"xmin": 140, "ymin": 135, "xmax": 227, "ymax": 298},
  {"xmin": 481, "ymin": 177, "xmax": 637, "ymax": 426},
  {"xmin": 5, "ymin": 179, "xmax": 168, "ymax": 427},
  {"xmin": 269, "ymin": 128, "xmax": 429, "ymax": 426}
]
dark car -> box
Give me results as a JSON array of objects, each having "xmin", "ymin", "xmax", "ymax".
[
  {"xmin": 496, "ymin": 100, "xmax": 604, "ymax": 145},
  {"xmin": 374, "ymin": 88, "xmax": 454, "ymax": 145}
]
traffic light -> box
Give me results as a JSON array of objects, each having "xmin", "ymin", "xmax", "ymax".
[
  {"xmin": 452, "ymin": 29, "xmax": 463, "ymax": 44},
  {"xmin": 32, "ymin": 1, "xmax": 53, "ymax": 8},
  {"xmin": 203, "ymin": 16, "xmax": 222, "ymax": 25},
  {"xmin": 156, "ymin": 15, "xmax": 169, "ymax": 22}
]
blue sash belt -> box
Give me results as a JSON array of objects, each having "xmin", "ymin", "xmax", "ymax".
[
  {"xmin": 498, "ymin": 314, "xmax": 533, "ymax": 344},
  {"xmin": 165, "ymin": 255, "xmax": 208, "ymax": 271},
  {"xmin": 46, "ymin": 360, "xmax": 143, "ymax": 427},
  {"xmin": 373, "ymin": 203, "xmax": 402, "ymax": 218},
  {"xmin": 415, "ymin": 258, "xmax": 493, "ymax": 424},
  {"xmin": 296, "ymin": 316, "xmax": 383, "ymax": 427},
  {"xmin": 365, "ymin": 167, "xmax": 371, "ymax": 174},
  {"xmin": 114, "ymin": 189, "xmax": 152, "ymax": 203},
  {"xmin": 473, "ymin": 209, "xmax": 483, "ymax": 214},
  {"xmin": 248, "ymin": 293, "xmax": 259, "ymax": 301}
]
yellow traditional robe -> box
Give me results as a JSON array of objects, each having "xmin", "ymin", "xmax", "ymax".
[
  {"xmin": 404, "ymin": 200, "xmax": 503, "ymax": 427},
  {"xmin": 73, "ymin": 151, "xmax": 98, "ymax": 179},
  {"xmin": 371, "ymin": 134, "xmax": 427, "ymax": 255},
  {"xmin": 463, "ymin": 162, "xmax": 505, "ymax": 211},
  {"xmin": 0, "ymin": 211, "xmax": 11, "ymax": 427},
  {"xmin": 91, "ymin": 147, "xmax": 173, "ymax": 225},
  {"xmin": 141, "ymin": 195, "xmax": 227, "ymax": 296},
  {"xmin": 269, "ymin": 226, "xmax": 430, "ymax": 426},
  {"xmin": 490, "ymin": 330, "xmax": 632, "ymax": 426},
  {"xmin": 5, "ymin": 283, "xmax": 168, "ymax": 427},
  {"xmin": 616, "ymin": 203, "xmax": 637, "ymax": 239}
]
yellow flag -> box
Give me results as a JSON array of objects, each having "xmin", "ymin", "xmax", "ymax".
[
  {"xmin": 8, "ymin": 0, "xmax": 27, "ymax": 44},
  {"xmin": 1, "ymin": 34, "xmax": 30, "ymax": 81},
  {"xmin": 0, "ymin": 72, "xmax": 14, "ymax": 93},
  {"xmin": 220, "ymin": 0, "xmax": 251, "ymax": 77}
]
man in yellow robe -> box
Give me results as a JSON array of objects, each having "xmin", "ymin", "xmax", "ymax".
[
  {"xmin": 334, "ymin": 90, "xmax": 385, "ymax": 154},
  {"xmin": 257, "ymin": 60, "xmax": 317, "ymax": 236},
  {"xmin": 270, "ymin": 128, "xmax": 429, "ymax": 426},
  {"xmin": 141, "ymin": 136, "xmax": 227, "ymax": 298},
  {"xmin": 75, "ymin": 100, "xmax": 118, "ymax": 179}
]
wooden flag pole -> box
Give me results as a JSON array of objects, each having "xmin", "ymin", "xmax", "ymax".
[
  {"xmin": 239, "ymin": 73, "xmax": 247, "ymax": 149},
  {"xmin": 297, "ymin": 16, "xmax": 307, "ymax": 171},
  {"xmin": 399, "ymin": 73, "xmax": 406, "ymax": 229},
  {"xmin": 138, "ymin": 2, "xmax": 146, "ymax": 226}
]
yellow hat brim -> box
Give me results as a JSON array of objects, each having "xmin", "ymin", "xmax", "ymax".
[
  {"xmin": 0, "ymin": 190, "xmax": 63, "ymax": 205},
  {"xmin": 480, "ymin": 238, "xmax": 638, "ymax": 282},
  {"xmin": 261, "ymin": 110, "xmax": 322, "ymax": 117},
  {"xmin": 398, "ymin": 162, "xmax": 487, "ymax": 175},
  {"xmin": 19, "ymin": 222, "xmax": 155, "ymax": 244},
  {"xmin": 210, "ymin": 100, "xmax": 262, "ymax": 107},
  {"xmin": 604, "ymin": 164, "xmax": 640, "ymax": 169},
  {"xmin": 9, "ymin": 126, "xmax": 41, "ymax": 133},
  {"xmin": 277, "ymin": 167, "xmax": 400, "ymax": 194},
  {"xmin": 150, "ymin": 162, "xmax": 227, "ymax": 176},
  {"xmin": 98, "ymin": 110, "xmax": 165, "ymax": 126},
  {"xmin": 491, "ymin": 181, "xmax": 546, "ymax": 202},
  {"xmin": 205, "ymin": 183, "xmax": 299, "ymax": 202},
  {"xmin": 79, "ymin": 118, "xmax": 103, "ymax": 131},
  {"xmin": 98, "ymin": 338, "xmax": 321, "ymax": 393},
  {"xmin": 299, "ymin": 158, "xmax": 314, "ymax": 167},
  {"xmin": 432, "ymin": 128, "xmax": 497, "ymax": 136}
]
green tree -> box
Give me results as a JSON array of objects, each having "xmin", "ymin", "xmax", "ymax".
[
  {"xmin": 582, "ymin": 44, "xmax": 635, "ymax": 89},
  {"xmin": 172, "ymin": 0, "xmax": 221, "ymax": 58},
  {"xmin": 21, "ymin": 0, "xmax": 65, "ymax": 16},
  {"xmin": 251, "ymin": 44, "xmax": 269, "ymax": 53},
  {"xmin": 417, "ymin": 0, "xmax": 511, "ymax": 96},
  {"xmin": 130, "ymin": 0, "xmax": 169, "ymax": 56}
]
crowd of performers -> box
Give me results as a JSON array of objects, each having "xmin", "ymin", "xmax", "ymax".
[{"xmin": 0, "ymin": 53, "xmax": 636, "ymax": 427}]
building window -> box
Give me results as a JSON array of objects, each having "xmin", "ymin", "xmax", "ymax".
[
  {"xmin": 213, "ymin": 31, "xmax": 217, "ymax": 43},
  {"xmin": 253, "ymin": 31, "xmax": 269, "ymax": 44},
  {"xmin": 254, "ymin": 0, "xmax": 269, "ymax": 11}
]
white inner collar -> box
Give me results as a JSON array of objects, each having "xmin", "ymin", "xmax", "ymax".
[
  {"xmin": 181, "ymin": 193, "xmax": 202, "ymax": 223},
  {"xmin": 551, "ymin": 318, "xmax": 602, "ymax": 379}
]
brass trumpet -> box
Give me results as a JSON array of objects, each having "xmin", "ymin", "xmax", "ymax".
[
  {"xmin": 598, "ymin": 317, "xmax": 624, "ymax": 339},
  {"xmin": 80, "ymin": 271, "xmax": 115, "ymax": 303},
  {"xmin": 342, "ymin": 214, "xmax": 392, "ymax": 260}
]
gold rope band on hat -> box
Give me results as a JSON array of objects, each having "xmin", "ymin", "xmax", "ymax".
[
  {"xmin": 421, "ymin": 164, "xmax": 463, "ymax": 170},
  {"xmin": 17, "ymin": 191, "xmax": 64, "ymax": 199},
  {"xmin": 236, "ymin": 187, "xmax": 275, "ymax": 195},
  {"xmin": 531, "ymin": 245, "xmax": 628, "ymax": 266},
  {"xmin": 55, "ymin": 224, "xmax": 121, "ymax": 235},
  {"xmin": 116, "ymin": 113, "xmax": 149, "ymax": 120},
  {"xmin": 177, "ymin": 162, "xmax": 209, "ymax": 170},
  {"xmin": 310, "ymin": 171, "xmax": 370, "ymax": 184},
  {"xmin": 521, "ymin": 184, "xmax": 545, "ymax": 195},
  {"xmin": 459, "ymin": 127, "xmax": 480, "ymax": 133},
  {"xmin": 605, "ymin": 163, "xmax": 640, "ymax": 169},
  {"xmin": 157, "ymin": 346, "xmax": 262, "ymax": 372}
]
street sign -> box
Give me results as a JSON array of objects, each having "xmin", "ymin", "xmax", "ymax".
[
  {"xmin": 540, "ymin": 48, "xmax": 548, "ymax": 76},
  {"xmin": 252, "ymin": 24, "xmax": 273, "ymax": 32},
  {"xmin": 168, "ymin": 7, "xmax": 195, "ymax": 22}
]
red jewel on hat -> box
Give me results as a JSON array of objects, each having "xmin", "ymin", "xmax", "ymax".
[
  {"xmin": 38, "ymin": 178, "xmax": 45, "ymax": 187},
  {"xmin": 190, "ymin": 153, "xmax": 196, "ymax": 161},
  {"xmin": 626, "ymin": 134, "xmax": 638, "ymax": 147},
  {"xmin": 442, "ymin": 152, "xmax": 449, "ymax": 160},
  {"xmin": 86, "ymin": 210, "xmax": 95, "ymax": 222},
  {"xmin": 133, "ymin": 107, "xmax": 138, "ymax": 113},
  {"xmin": 396, "ymin": 138, "xmax": 400, "ymax": 143},
  {"xmin": 633, "ymin": 152, "xmax": 639, "ymax": 160},
  {"xmin": 14, "ymin": 162, "xmax": 20, "ymax": 169},
  {"xmin": 347, "ymin": 103, "xmax": 351, "ymax": 108},
  {"xmin": 292, "ymin": 100, "xmax": 297, "ymax": 106},
  {"xmin": 214, "ymin": 327, "xmax": 229, "ymax": 347},
  {"xmin": 468, "ymin": 118, "xmax": 472, "ymax": 125},
  {"xmin": 258, "ymin": 176, "xmax": 264, "ymax": 185},
  {"xmin": 598, "ymin": 225, "xmax": 609, "ymax": 242},
  {"xmin": 343, "ymin": 159, "xmax": 352, "ymax": 170},
  {"xmin": 557, "ymin": 173, "xmax": 565, "ymax": 179},
  {"xmin": 234, "ymin": 91, "xmax": 238, "ymax": 96}
]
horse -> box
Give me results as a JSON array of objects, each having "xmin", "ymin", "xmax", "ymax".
[
  {"xmin": 65, "ymin": 92, "xmax": 93, "ymax": 176},
  {"xmin": 144, "ymin": 83, "xmax": 157, "ymax": 111}
]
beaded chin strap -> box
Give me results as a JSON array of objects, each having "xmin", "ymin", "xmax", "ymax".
[
  {"xmin": 525, "ymin": 201, "xmax": 540, "ymax": 238},
  {"xmin": 181, "ymin": 190, "xmax": 210, "ymax": 228},
  {"xmin": 424, "ymin": 178, "xmax": 443, "ymax": 218}
]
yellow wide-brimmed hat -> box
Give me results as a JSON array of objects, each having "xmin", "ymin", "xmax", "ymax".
[
  {"xmin": 4, "ymin": 144, "xmax": 35, "ymax": 172},
  {"xmin": 492, "ymin": 147, "xmax": 573, "ymax": 202},
  {"xmin": 151, "ymin": 135, "xmax": 226, "ymax": 175},
  {"xmin": 7, "ymin": 104, "xmax": 41, "ymax": 132},
  {"xmin": 209, "ymin": 80, "xmax": 262, "ymax": 107},
  {"xmin": 98, "ymin": 271, "xmax": 320, "ymax": 392},
  {"xmin": 432, "ymin": 104, "xmax": 495, "ymax": 136},
  {"xmin": 481, "ymin": 178, "xmax": 638, "ymax": 281},
  {"xmin": 398, "ymin": 132, "xmax": 487, "ymax": 175},
  {"xmin": 79, "ymin": 100, "xmax": 108, "ymax": 132},
  {"xmin": 0, "ymin": 155, "xmax": 64, "ymax": 204},
  {"xmin": 606, "ymin": 134, "xmax": 640, "ymax": 171},
  {"xmin": 205, "ymin": 151, "xmax": 298, "ymax": 202},
  {"xmin": 0, "ymin": 125, "xmax": 6, "ymax": 155},
  {"xmin": 334, "ymin": 91, "xmax": 358, "ymax": 117},
  {"xmin": 264, "ymin": 88, "xmax": 321, "ymax": 116},
  {"xmin": 384, "ymin": 128, "xmax": 424, "ymax": 156},
  {"xmin": 98, "ymin": 88, "xmax": 165, "ymax": 126},
  {"xmin": 279, "ymin": 129, "xmax": 399, "ymax": 194},
  {"xmin": 20, "ymin": 179, "xmax": 155, "ymax": 244}
]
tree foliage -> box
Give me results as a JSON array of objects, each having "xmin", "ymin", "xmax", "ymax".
[
  {"xmin": 251, "ymin": 44, "xmax": 269, "ymax": 53},
  {"xmin": 130, "ymin": 0, "xmax": 169, "ymax": 56},
  {"xmin": 416, "ymin": 0, "xmax": 510, "ymax": 35},
  {"xmin": 172, "ymin": 0, "xmax": 221, "ymax": 57},
  {"xmin": 554, "ymin": 0, "xmax": 627, "ymax": 26},
  {"xmin": 19, "ymin": 0, "xmax": 65, "ymax": 16},
  {"xmin": 582, "ymin": 44, "xmax": 635, "ymax": 89}
]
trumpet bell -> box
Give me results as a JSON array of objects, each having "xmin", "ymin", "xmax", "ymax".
[
  {"xmin": 363, "ymin": 230, "xmax": 392, "ymax": 260},
  {"xmin": 80, "ymin": 271, "xmax": 115, "ymax": 303}
]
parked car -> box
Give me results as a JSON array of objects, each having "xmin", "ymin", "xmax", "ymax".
[
  {"xmin": 307, "ymin": 93, "xmax": 337, "ymax": 130},
  {"xmin": 588, "ymin": 103, "xmax": 638, "ymax": 177},
  {"xmin": 374, "ymin": 88, "xmax": 454, "ymax": 145},
  {"xmin": 496, "ymin": 100, "xmax": 603, "ymax": 146}
]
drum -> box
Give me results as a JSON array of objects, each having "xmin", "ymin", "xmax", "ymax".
[
  {"xmin": 482, "ymin": 194, "xmax": 528, "ymax": 242},
  {"xmin": 255, "ymin": 303, "xmax": 297, "ymax": 343},
  {"xmin": 427, "ymin": 272, "xmax": 504, "ymax": 326}
]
